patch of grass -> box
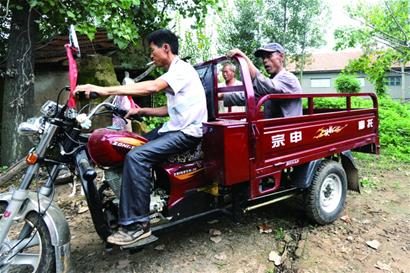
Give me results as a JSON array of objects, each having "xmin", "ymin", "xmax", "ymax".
[
  {"xmin": 391, "ymin": 181, "xmax": 402, "ymax": 189},
  {"xmin": 274, "ymin": 227, "xmax": 285, "ymax": 241},
  {"xmin": 360, "ymin": 177, "xmax": 377, "ymax": 189},
  {"xmin": 354, "ymin": 153, "xmax": 408, "ymax": 171},
  {"xmin": 0, "ymin": 166, "xmax": 8, "ymax": 174},
  {"xmin": 265, "ymin": 268, "xmax": 275, "ymax": 273}
]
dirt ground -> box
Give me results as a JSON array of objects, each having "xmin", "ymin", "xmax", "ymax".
[
  {"xmin": 48, "ymin": 156, "xmax": 408, "ymax": 273},
  {"xmin": 2, "ymin": 156, "xmax": 409, "ymax": 273}
]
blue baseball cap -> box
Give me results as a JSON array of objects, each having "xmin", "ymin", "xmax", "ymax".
[{"xmin": 254, "ymin": 43, "xmax": 285, "ymax": 57}]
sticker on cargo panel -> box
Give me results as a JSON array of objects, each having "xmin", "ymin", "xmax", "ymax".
[{"xmin": 314, "ymin": 125, "xmax": 347, "ymax": 139}]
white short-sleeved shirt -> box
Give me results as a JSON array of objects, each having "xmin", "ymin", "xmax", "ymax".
[{"xmin": 158, "ymin": 57, "xmax": 208, "ymax": 138}]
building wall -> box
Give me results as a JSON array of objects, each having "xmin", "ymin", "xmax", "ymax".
[
  {"xmin": 299, "ymin": 71, "xmax": 410, "ymax": 100},
  {"xmin": 34, "ymin": 70, "xmax": 70, "ymax": 111}
]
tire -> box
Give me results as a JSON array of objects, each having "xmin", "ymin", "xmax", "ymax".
[
  {"xmin": 0, "ymin": 203, "xmax": 56, "ymax": 273},
  {"xmin": 304, "ymin": 160, "xmax": 347, "ymax": 225}
]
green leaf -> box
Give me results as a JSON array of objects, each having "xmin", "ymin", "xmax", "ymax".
[{"xmin": 66, "ymin": 11, "xmax": 75, "ymax": 19}]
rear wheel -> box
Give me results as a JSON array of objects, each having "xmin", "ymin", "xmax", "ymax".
[
  {"xmin": 304, "ymin": 160, "xmax": 347, "ymax": 225},
  {"xmin": 0, "ymin": 203, "xmax": 55, "ymax": 273}
]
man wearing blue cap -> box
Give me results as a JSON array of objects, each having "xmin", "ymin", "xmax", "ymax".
[{"xmin": 222, "ymin": 43, "xmax": 302, "ymax": 118}]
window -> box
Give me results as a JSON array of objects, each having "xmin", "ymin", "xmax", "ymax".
[
  {"xmin": 357, "ymin": 77, "xmax": 365, "ymax": 87},
  {"xmin": 311, "ymin": 78, "xmax": 331, "ymax": 88},
  {"xmin": 386, "ymin": 76, "xmax": 401, "ymax": 86}
]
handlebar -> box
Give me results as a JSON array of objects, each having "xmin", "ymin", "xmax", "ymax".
[
  {"xmin": 75, "ymin": 91, "xmax": 100, "ymax": 100},
  {"xmin": 85, "ymin": 102, "xmax": 142, "ymax": 122}
]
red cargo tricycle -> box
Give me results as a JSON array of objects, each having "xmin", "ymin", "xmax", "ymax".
[{"xmin": 0, "ymin": 26, "xmax": 379, "ymax": 273}]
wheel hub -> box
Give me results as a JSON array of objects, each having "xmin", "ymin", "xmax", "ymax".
[
  {"xmin": 323, "ymin": 184, "xmax": 333, "ymax": 198},
  {"xmin": 320, "ymin": 174, "xmax": 342, "ymax": 213}
]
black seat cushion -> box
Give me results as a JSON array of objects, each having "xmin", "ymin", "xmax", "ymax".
[{"xmin": 167, "ymin": 141, "xmax": 203, "ymax": 164}]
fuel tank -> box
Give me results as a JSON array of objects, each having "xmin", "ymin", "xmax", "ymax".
[{"xmin": 87, "ymin": 128, "xmax": 147, "ymax": 167}]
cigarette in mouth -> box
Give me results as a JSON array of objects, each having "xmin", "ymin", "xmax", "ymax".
[{"xmin": 147, "ymin": 61, "xmax": 154, "ymax": 66}]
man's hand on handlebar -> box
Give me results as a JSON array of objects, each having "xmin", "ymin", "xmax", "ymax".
[
  {"xmin": 74, "ymin": 84, "xmax": 107, "ymax": 99},
  {"xmin": 124, "ymin": 108, "xmax": 144, "ymax": 120}
]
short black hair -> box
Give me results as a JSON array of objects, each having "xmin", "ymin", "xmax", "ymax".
[{"xmin": 148, "ymin": 29, "xmax": 179, "ymax": 55}]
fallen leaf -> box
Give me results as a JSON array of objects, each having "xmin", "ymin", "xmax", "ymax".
[
  {"xmin": 77, "ymin": 206, "xmax": 88, "ymax": 214},
  {"xmin": 154, "ymin": 244, "xmax": 165, "ymax": 251},
  {"xmin": 209, "ymin": 228, "xmax": 222, "ymax": 236},
  {"xmin": 214, "ymin": 252, "xmax": 227, "ymax": 260},
  {"xmin": 258, "ymin": 223, "xmax": 273, "ymax": 234},
  {"xmin": 268, "ymin": 250, "xmax": 282, "ymax": 266},
  {"xmin": 374, "ymin": 261, "xmax": 391, "ymax": 272},
  {"xmin": 340, "ymin": 214, "xmax": 351, "ymax": 223},
  {"xmin": 283, "ymin": 234, "xmax": 293, "ymax": 243},
  {"xmin": 210, "ymin": 236, "xmax": 222, "ymax": 243},
  {"xmin": 280, "ymin": 249, "xmax": 288, "ymax": 263},
  {"xmin": 340, "ymin": 246, "xmax": 349, "ymax": 254},
  {"xmin": 366, "ymin": 240, "xmax": 380, "ymax": 250}
]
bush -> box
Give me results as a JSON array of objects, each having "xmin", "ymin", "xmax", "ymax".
[
  {"xmin": 334, "ymin": 74, "xmax": 361, "ymax": 94},
  {"xmin": 311, "ymin": 96, "xmax": 410, "ymax": 162}
]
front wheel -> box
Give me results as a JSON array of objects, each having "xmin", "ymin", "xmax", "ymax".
[
  {"xmin": 304, "ymin": 160, "xmax": 347, "ymax": 225},
  {"xmin": 0, "ymin": 203, "xmax": 55, "ymax": 273}
]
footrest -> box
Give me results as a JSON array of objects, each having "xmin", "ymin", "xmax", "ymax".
[{"xmin": 120, "ymin": 234, "xmax": 159, "ymax": 250}]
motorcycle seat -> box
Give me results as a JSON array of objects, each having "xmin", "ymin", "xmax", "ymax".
[{"xmin": 167, "ymin": 141, "xmax": 203, "ymax": 164}]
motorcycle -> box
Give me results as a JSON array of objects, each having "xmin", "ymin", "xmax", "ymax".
[{"xmin": 0, "ymin": 26, "xmax": 228, "ymax": 273}]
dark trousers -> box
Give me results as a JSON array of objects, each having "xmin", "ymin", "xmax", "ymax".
[{"xmin": 118, "ymin": 127, "xmax": 201, "ymax": 225}]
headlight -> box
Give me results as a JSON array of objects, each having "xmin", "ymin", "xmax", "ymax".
[
  {"xmin": 18, "ymin": 117, "xmax": 44, "ymax": 136},
  {"xmin": 40, "ymin": 100, "xmax": 62, "ymax": 117}
]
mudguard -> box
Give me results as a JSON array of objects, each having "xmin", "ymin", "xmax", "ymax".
[
  {"xmin": 341, "ymin": 151, "xmax": 360, "ymax": 193},
  {"xmin": 290, "ymin": 151, "xmax": 360, "ymax": 193},
  {"xmin": 0, "ymin": 191, "xmax": 73, "ymax": 273},
  {"xmin": 289, "ymin": 159, "xmax": 322, "ymax": 189}
]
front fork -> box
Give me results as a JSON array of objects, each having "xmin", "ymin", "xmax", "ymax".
[
  {"xmin": 0, "ymin": 123, "xmax": 59, "ymax": 245},
  {"xmin": 0, "ymin": 165, "xmax": 61, "ymax": 243}
]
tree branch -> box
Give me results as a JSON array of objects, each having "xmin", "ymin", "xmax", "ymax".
[
  {"xmin": 352, "ymin": 16, "xmax": 407, "ymax": 47},
  {"xmin": 0, "ymin": 0, "xmax": 10, "ymax": 18},
  {"xmin": 384, "ymin": 0, "xmax": 409, "ymax": 45},
  {"xmin": 373, "ymin": 36, "xmax": 405, "ymax": 54}
]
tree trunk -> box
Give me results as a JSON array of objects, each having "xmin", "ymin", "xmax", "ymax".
[
  {"xmin": 0, "ymin": 157, "xmax": 27, "ymax": 185},
  {"xmin": 1, "ymin": 0, "xmax": 35, "ymax": 166},
  {"xmin": 299, "ymin": 31, "xmax": 307, "ymax": 81}
]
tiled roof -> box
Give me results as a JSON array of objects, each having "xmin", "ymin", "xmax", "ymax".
[
  {"xmin": 287, "ymin": 50, "xmax": 363, "ymax": 72},
  {"xmin": 287, "ymin": 50, "xmax": 410, "ymax": 72}
]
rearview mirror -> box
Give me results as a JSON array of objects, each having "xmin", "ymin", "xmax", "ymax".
[{"xmin": 69, "ymin": 25, "xmax": 81, "ymax": 57}]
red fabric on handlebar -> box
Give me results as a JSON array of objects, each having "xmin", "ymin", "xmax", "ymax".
[{"xmin": 65, "ymin": 44, "xmax": 78, "ymax": 109}]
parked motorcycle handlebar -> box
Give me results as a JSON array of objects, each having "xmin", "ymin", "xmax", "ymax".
[{"xmin": 75, "ymin": 91, "xmax": 100, "ymax": 100}]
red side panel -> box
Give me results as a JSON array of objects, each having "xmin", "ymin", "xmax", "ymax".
[
  {"xmin": 203, "ymin": 120, "xmax": 250, "ymax": 186},
  {"xmin": 163, "ymin": 161, "xmax": 209, "ymax": 208}
]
